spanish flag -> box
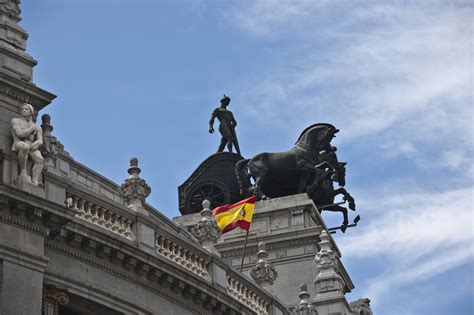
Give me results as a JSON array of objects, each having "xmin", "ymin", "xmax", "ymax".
[{"xmin": 212, "ymin": 196, "xmax": 256, "ymax": 233}]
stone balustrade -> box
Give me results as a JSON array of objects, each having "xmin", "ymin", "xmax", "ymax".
[
  {"xmin": 155, "ymin": 235, "xmax": 210, "ymax": 280},
  {"xmin": 65, "ymin": 192, "xmax": 135, "ymax": 241},
  {"xmin": 226, "ymin": 275, "xmax": 269, "ymax": 315}
]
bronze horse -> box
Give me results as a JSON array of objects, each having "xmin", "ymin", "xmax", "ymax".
[{"xmin": 235, "ymin": 123, "xmax": 355, "ymax": 230}]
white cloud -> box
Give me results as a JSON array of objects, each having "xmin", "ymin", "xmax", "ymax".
[
  {"xmin": 338, "ymin": 187, "xmax": 474, "ymax": 307},
  {"xmin": 230, "ymin": 1, "xmax": 473, "ymax": 167},
  {"xmin": 228, "ymin": 2, "xmax": 474, "ymax": 312}
]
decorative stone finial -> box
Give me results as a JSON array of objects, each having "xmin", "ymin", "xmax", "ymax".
[
  {"xmin": 202, "ymin": 199, "xmax": 210, "ymax": 210},
  {"xmin": 41, "ymin": 114, "xmax": 52, "ymax": 131},
  {"xmin": 120, "ymin": 157, "xmax": 151, "ymax": 212},
  {"xmin": 292, "ymin": 283, "xmax": 317, "ymax": 315},
  {"xmin": 0, "ymin": 0, "xmax": 21, "ymax": 21},
  {"xmin": 190, "ymin": 199, "xmax": 220, "ymax": 252},
  {"xmin": 314, "ymin": 230, "xmax": 345, "ymax": 299},
  {"xmin": 40, "ymin": 114, "xmax": 64, "ymax": 161},
  {"xmin": 350, "ymin": 298, "xmax": 373, "ymax": 315},
  {"xmin": 0, "ymin": 0, "xmax": 28, "ymax": 53},
  {"xmin": 250, "ymin": 241, "xmax": 278, "ymax": 288}
]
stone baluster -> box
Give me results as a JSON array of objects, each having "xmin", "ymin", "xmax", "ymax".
[
  {"xmin": 98, "ymin": 207, "xmax": 106, "ymax": 225},
  {"xmin": 124, "ymin": 219, "xmax": 134, "ymax": 239},
  {"xmin": 72, "ymin": 195, "xmax": 79, "ymax": 211},
  {"xmin": 105, "ymin": 210, "xmax": 113, "ymax": 229},
  {"xmin": 250, "ymin": 242, "xmax": 278, "ymax": 289},
  {"xmin": 91, "ymin": 205, "xmax": 100, "ymax": 223},
  {"xmin": 84, "ymin": 202, "xmax": 93, "ymax": 220},
  {"xmin": 155, "ymin": 236, "xmax": 163, "ymax": 254},
  {"xmin": 77, "ymin": 198, "xmax": 86, "ymax": 218},
  {"xmin": 118, "ymin": 216, "xmax": 126, "ymax": 234}
]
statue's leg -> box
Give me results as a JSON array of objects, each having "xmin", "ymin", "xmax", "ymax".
[
  {"xmin": 218, "ymin": 137, "xmax": 227, "ymax": 152},
  {"xmin": 249, "ymin": 159, "xmax": 269, "ymax": 199},
  {"xmin": 254, "ymin": 175, "xmax": 268, "ymax": 199},
  {"xmin": 227, "ymin": 140, "xmax": 233, "ymax": 153},
  {"xmin": 29, "ymin": 150, "xmax": 44, "ymax": 185},
  {"xmin": 14, "ymin": 142, "xmax": 31, "ymax": 182}
]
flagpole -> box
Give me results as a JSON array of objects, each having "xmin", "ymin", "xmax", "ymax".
[{"xmin": 240, "ymin": 229, "xmax": 250, "ymax": 272}]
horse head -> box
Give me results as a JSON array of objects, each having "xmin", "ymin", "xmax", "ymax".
[
  {"xmin": 296, "ymin": 123, "xmax": 339, "ymax": 155},
  {"xmin": 335, "ymin": 161, "xmax": 347, "ymax": 187},
  {"xmin": 318, "ymin": 146, "xmax": 346, "ymax": 187}
]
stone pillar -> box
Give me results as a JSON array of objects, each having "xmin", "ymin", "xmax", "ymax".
[
  {"xmin": 250, "ymin": 242, "xmax": 278, "ymax": 289},
  {"xmin": 119, "ymin": 157, "xmax": 151, "ymax": 215},
  {"xmin": 293, "ymin": 283, "xmax": 318, "ymax": 315},
  {"xmin": 0, "ymin": 258, "xmax": 46, "ymax": 315},
  {"xmin": 312, "ymin": 230, "xmax": 352, "ymax": 315},
  {"xmin": 42, "ymin": 284, "xmax": 69, "ymax": 315},
  {"xmin": 190, "ymin": 199, "xmax": 220, "ymax": 256},
  {"xmin": 0, "ymin": 212, "xmax": 49, "ymax": 315}
]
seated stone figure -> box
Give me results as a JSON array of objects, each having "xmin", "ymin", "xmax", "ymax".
[{"xmin": 11, "ymin": 103, "xmax": 44, "ymax": 186}]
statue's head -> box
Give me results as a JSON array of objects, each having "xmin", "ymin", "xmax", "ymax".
[
  {"xmin": 220, "ymin": 95, "xmax": 231, "ymax": 107},
  {"xmin": 20, "ymin": 103, "xmax": 35, "ymax": 120}
]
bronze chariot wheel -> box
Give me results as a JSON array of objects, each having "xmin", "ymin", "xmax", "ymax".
[{"xmin": 186, "ymin": 180, "xmax": 231, "ymax": 213}]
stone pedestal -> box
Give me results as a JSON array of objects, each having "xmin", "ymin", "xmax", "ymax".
[{"xmin": 14, "ymin": 178, "xmax": 46, "ymax": 198}]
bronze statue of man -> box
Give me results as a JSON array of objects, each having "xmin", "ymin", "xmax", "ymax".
[{"xmin": 209, "ymin": 95, "xmax": 241, "ymax": 156}]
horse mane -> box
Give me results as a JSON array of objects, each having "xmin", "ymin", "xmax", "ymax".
[{"xmin": 295, "ymin": 123, "xmax": 336, "ymax": 144}]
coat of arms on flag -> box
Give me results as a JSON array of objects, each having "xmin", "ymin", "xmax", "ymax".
[{"xmin": 212, "ymin": 196, "xmax": 256, "ymax": 234}]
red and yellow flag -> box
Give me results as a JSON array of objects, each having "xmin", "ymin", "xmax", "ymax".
[{"xmin": 212, "ymin": 196, "xmax": 256, "ymax": 233}]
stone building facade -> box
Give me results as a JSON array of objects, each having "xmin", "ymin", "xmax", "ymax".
[{"xmin": 0, "ymin": 2, "xmax": 372, "ymax": 315}]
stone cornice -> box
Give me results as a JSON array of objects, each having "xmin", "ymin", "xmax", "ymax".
[
  {"xmin": 45, "ymin": 225, "xmax": 258, "ymax": 315},
  {"xmin": 0, "ymin": 69, "xmax": 56, "ymax": 110},
  {"xmin": 217, "ymin": 226, "xmax": 322, "ymax": 257},
  {"xmin": 45, "ymin": 241, "xmax": 210, "ymax": 315},
  {"xmin": 43, "ymin": 273, "xmax": 151, "ymax": 315},
  {"xmin": 0, "ymin": 243, "xmax": 49, "ymax": 272},
  {"xmin": 0, "ymin": 184, "xmax": 77, "ymax": 234}
]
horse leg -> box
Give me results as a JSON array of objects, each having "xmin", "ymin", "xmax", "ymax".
[
  {"xmin": 324, "ymin": 205, "xmax": 349, "ymax": 232},
  {"xmin": 333, "ymin": 187, "xmax": 356, "ymax": 210},
  {"xmin": 255, "ymin": 175, "xmax": 269, "ymax": 199},
  {"xmin": 235, "ymin": 159, "xmax": 251, "ymax": 196},
  {"xmin": 249, "ymin": 160, "xmax": 269, "ymax": 199}
]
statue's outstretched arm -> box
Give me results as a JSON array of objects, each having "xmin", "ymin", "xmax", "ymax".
[{"xmin": 209, "ymin": 108, "xmax": 218, "ymax": 133}]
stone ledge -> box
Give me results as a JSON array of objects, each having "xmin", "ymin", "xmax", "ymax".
[{"xmin": 0, "ymin": 243, "xmax": 49, "ymax": 272}]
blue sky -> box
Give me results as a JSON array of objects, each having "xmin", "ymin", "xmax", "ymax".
[{"xmin": 22, "ymin": 1, "xmax": 472, "ymax": 314}]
